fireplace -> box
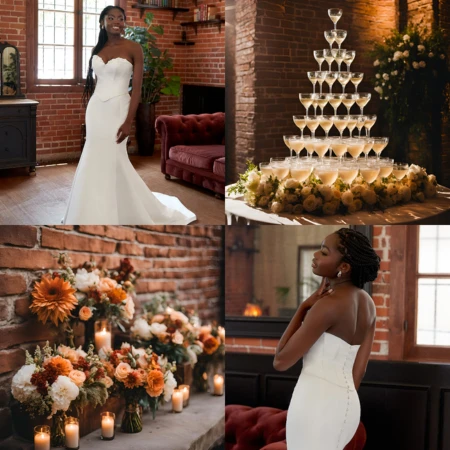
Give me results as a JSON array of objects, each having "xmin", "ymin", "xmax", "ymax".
[{"xmin": 182, "ymin": 84, "xmax": 225, "ymax": 115}]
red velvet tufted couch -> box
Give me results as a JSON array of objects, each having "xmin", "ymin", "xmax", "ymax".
[
  {"xmin": 225, "ymin": 405, "xmax": 367, "ymax": 450},
  {"xmin": 155, "ymin": 112, "xmax": 225, "ymax": 196}
]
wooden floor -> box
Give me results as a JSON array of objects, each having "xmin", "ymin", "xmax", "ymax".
[{"xmin": 0, "ymin": 156, "xmax": 224, "ymax": 225}]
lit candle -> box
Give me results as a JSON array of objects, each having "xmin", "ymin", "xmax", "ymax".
[
  {"xmin": 101, "ymin": 412, "xmax": 115, "ymax": 440},
  {"xmin": 65, "ymin": 417, "xmax": 79, "ymax": 449},
  {"xmin": 179, "ymin": 384, "xmax": 190, "ymax": 407},
  {"xmin": 172, "ymin": 389, "xmax": 183, "ymax": 413},
  {"xmin": 213, "ymin": 374, "xmax": 224, "ymax": 396},
  {"xmin": 34, "ymin": 426, "xmax": 50, "ymax": 450},
  {"xmin": 95, "ymin": 327, "xmax": 111, "ymax": 352}
]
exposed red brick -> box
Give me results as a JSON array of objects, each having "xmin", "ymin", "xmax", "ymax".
[
  {"xmin": 0, "ymin": 348, "xmax": 25, "ymax": 375},
  {"xmin": 0, "ymin": 226, "xmax": 37, "ymax": 248},
  {"xmin": 0, "ymin": 274, "xmax": 27, "ymax": 296}
]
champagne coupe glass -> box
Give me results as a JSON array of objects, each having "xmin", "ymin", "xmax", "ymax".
[
  {"xmin": 327, "ymin": 93, "xmax": 343, "ymax": 115},
  {"xmin": 338, "ymin": 72, "xmax": 352, "ymax": 93},
  {"xmin": 324, "ymin": 30, "xmax": 337, "ymax": 49},
  {"xmin": 323, "ymin": 49, "xmax": 334, "ymax": 71},
  {"xmin": 303, "ymin": 136, "xmax": 315, "ymax": 159},
  {"xmin": 313, "ymin": 50, "xmax": 325, "ymax": 71},
  {"xmin": 378, "ymin": 157, "xmax": 394, "ymax": 179},
  {"xmin": 316, "ymin": 94, "xmax": 328, "ymax": 114},
  {"xmin": 316, "ymin": 71, "xmax": 327, "ymax": 95},
  {"xmin": 315, "ymin": 162, "xmax": 339, "ymax": 186},
  {"xmin": 392, "ymin": 163, "xmax": 409, "ymax": 180},
  {"xmin": 351, "ymin": 72, "xmax": 364, "ymax": 92},
  {"xmin": 328, "ymin": 8, "xmax": 343, "ymax": 30},
  {"xmin": 356, "ymin": 92, "xmax": 371, "ymax": 114},
  {"xmin": 347, "ymin": 115, "xmax": 358, "ymax": 137},
  {"xmin": 332, "ymin": 48, "xmax": 346, "ymax": 72},
  {"xmin": 335, "ymin": 30, "xmax": 347, "ymax": 49},
  {"xmin": 355, "ymin": 115, "xmax": 367, "ymax": 137},
  {"xmin": 306, "ymin": 116, "xmax": 320, "ymax": 139},
  {"xmin": 338, "ymin": 160, "xmax": 359, "ymax": 187},
  {"xmin": 346, "ymin": 138, "xmax": 365, "ymax": 160},
  {"xmin": 293, "ymin": 115, "xmax": 307, "ymax": 138},
  {"xmin": 290, "ymin": 160, "xmax": 313, "ymax": 182},
  {"xmin": 372, "ymin": 137, "xmax": 389, "ymax": 160},
  {"xmin": 361, "ymin": 137, "xmax": 374, "ymax": 160},
  {"xmin": 311, "ymin": 95, "xmax": 319, "ymax": 115},
  {"xmin": 283, "ymin": 135, "xmax": 297, "ymax": 158},
  {"xmin": 312, "ymin": 137, "xmax": 331, "ymax": 163},
  {"xmin": 319, "ymin": 115, "xmax": 334, "ymax": 139},
  {"xmin": 288, "ymin": 136, "xmax": 305, "ymax": 159},
  {"xmin": 325, "ymin": 71, "xmax": 338, "ymax": 93},
  {"xmin": 307, "ymin": 71, "xmax": 318, "ymax": 94},
  {"xmin": 342, "ymin": 93, "xmax": 356, "ymax": 114},
  {"xmin": 364, "ymin": 114, "xmax": 377, "ymax": 137},
  {"xmin": 260, "ymin": 162, "xmax": 275, "ymax": 177},
  {"xmin": 333, "ymin": 115, "xmax": 349, "ymax": 139},
  {"xmin": 344, "ymin": 50, "xmax": 355, "ymax": 71},
  {"xmin": 299, "ymin": 93, "xmax": 316, "ymax": 115},
  {"xmin": 270, "ymin": 157, "xmax": 290, "ymax": 180},
  {"xmin": 360, "ymin": 161, "xmax": 381, "ymax": 184},
  {"xmin": 330, "ymin": 137, "xmax": 349, "ymax": 162}
]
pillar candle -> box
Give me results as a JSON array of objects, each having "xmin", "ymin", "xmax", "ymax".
[
  {"xmin": 94, "ymin": 328, "xmax": 111, "ymax": 352},
  {"xmin": 65, "ymin": 422, "xmax": 79, "ymax": 449},
  {"xmin": 213, "ymin": 374, "xmax": 224, "ymax": 395},
  {"xmin": 34, "ymin": 431, "xmax": 50, "ymax": 450},
  {"xmin": 101, "ymin": 415, "xmax": 114, "ymax": 439},
  {"xmin": 179, "ymin": 385, "xmax": 190, "ymax": 407},
  {"xmin": 172, "ymin": 389, "xmax": 183, "ymax": 412}
]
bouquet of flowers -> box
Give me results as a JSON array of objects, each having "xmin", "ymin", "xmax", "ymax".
[
  {"xmin": 30, "ymin": 254, "xmax": 139, "ymax": 346},
  {"xmin": 100, "ymin": 342, "xmax": 177, "ymax": 432},
  {"xmin": 131, "ymin": 295, "xmax": 202, "ymax": 366},
  {"xmin": 228, "ymin": 162, "xmax": 438, "ymax": 216},
  {"xmin": 11, "ymin": 342, "xmax": 108, "ymax": 445}
]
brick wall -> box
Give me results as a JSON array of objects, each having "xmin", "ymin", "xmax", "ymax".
[
  {"xmin": 0, "ymin": 0, "xmax": 224, "ymax": 163},
  {"xmin": 226, "ymin": 225, "xmax": 391, "ymax": 360},
  {"xmin": 0, "ymin": 224, "xmax": 223, "ymax": 440}
]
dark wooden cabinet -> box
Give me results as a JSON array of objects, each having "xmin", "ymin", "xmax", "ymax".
[{"xmin": 0, "ymin": 99, "xmax": 39, "ymax": 175}]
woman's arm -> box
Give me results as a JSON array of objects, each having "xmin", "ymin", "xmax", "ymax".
[
  {"xmin": 116, "ymin": 43, "xmax": 144, "ymax": 144},
  {"xmin": 273, "ymin": 291, "xmax": 337, "ymax": 372},
  {"xmin": 352, "ymin": 318, "xmax": 376, "ymax": 390}
]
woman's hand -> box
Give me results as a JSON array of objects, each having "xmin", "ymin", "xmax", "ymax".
[
  {"xmin": 301, "ymin": 277, "xmax": 333, "ymax": 312},
  {"xmin": 116, "ymin": 121, "xmax": 132, "ymax": 144}
]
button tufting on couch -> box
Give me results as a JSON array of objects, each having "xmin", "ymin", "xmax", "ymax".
[
  {"xmin": 225, "ymin": 405, "xmax": 367, "ymax": 450},
  {"xmin": 155, "ymin": 112, "xmax": 225, "ymax": 197}
]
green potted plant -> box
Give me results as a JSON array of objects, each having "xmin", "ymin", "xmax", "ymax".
[{"xmin": 125, "ymin": 13, "xmax": 181, "ymax": 156}]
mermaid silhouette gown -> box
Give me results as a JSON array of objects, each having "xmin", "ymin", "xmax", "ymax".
[
  {"xmin": 286, "ymin": 332, "xmax": 361, "ymax": 450},
  {"xmin": 63, "ymin": 55, "xmax": 196, "ymax": 225}
]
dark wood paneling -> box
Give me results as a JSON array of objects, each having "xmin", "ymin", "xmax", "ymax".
[{"xmin": 226, "ymin": 353, "xmax": 450, "ymax": 450}]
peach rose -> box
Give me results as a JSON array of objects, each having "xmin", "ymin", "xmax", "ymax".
[
  {"xmin": 97, "ymin": 277, "xmax": 117, "ymax": 294},
  {"xmin": 218, "ymin": 326, "xmax": 225, "ymax": 342},
  {"xmin": 115, "ymin": 362, "xmax": 132, "ymax": 382},
  {"xmin": 69, "ymin": 370, "xmax": 86, "ymax": 387},
  {"xmin": 172, "ymin": 330, "xmax": 184, "ymax": 345},
  {"xmin": 170, "ymin": 311, "xmax": 189, "ymax": 324},
  {"xmin": 151, "ymin": 314, "xmax": 165, "ymax": 324},
  {"xmin": 79, "ymin": 306, "xmax": 93, "ymax": 321},
  {"xmin": 122, "ymin": 296, "xmax": 135, "ymax": 321},
  {"xmin": 146, "ymin": 369, "xmax": 164, "ymax": 397},
  {"xmin": 57, "ymin": 345, "xmax": 79, "ymax": 363},
  {"xmin": 100, "ymin": 376, "xmax": 113, "ymax": 388}
]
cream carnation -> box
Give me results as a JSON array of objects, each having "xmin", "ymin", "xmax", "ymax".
[
  {"xmin": 285, "ymin": 178, "xmax": 300, "ymax": 189},
  {"xmin": 131, "ymin": 318, "xmax": 152, "ymax": 340},
  {"xmin": 413, "ymin": 61, "xmax": 419, "ymax": 69},
  {"xmin": 303, "ymin": 195, "xmax": 317, "ymax": 212},
  {"xmin": 419, "ymin": 60, "xmax": 426, "ymax": 68},
  {"xmin": 403, "ymin": 50, "xmax": 409, "ymax": 58},
  {"xmin": 11, "ymin": 364, "xmax": 38, "ymax": 403},
  {"xmin": 74, "ymin": 268, "xmax": 100, "ymax": 292},
  {"xmin": 149, "ymin": 322, "xmax": 168, "ymax": 337},
  {"xmin": 373, "ymin": 59, "xmax": 380, "ymax": 66},
  {"xmin": 403, "ymin": 34, "xmax": 410, "ymax": 42},
  {"xmin": 417, "ymin": 44, "xmax": 425, "ymax": 52},
  {"xmin": 49, "ymin": 375, "xmax": 79, "ymax": 416}
]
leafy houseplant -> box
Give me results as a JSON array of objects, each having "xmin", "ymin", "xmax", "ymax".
[{"xmin": 125, "ymin": 13, "xmax": 181, "ymax": 156}]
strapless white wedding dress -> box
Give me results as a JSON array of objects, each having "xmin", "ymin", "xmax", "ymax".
[
  {"xmin": 286, "ymin": 332, "xmax": 361, "ymax": 450},
  {"xmin": 63, "ymin": 55, "xmax": 196, "ymax": 225}
]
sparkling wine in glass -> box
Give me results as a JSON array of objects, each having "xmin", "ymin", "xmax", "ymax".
[
  {"xmin": 344, "ymin": 50, "xmax": 355, "ymax": 71},
  {"xmin": 356, "ymin": 115, "xmax": 367, "ymax": 137},
  {"xmin": 360, "ymin": 162, "xmax": 380, "ymax": 184},
  {"xmin": 351, "ymin": 72, "xmax": 364, "ymax": 93},
  {"xmin": 290, "ymin": 161, "xmax": 313, "ymax": 182},
  {"xmin": 332, "ymin": 48, "xmax": 346, "ymax": 72},
  {"xmin": 346, "ymin": 138, "xmax": 365, "ymax": 159},
  {"xmin": 314, "ymin": 50, "xmax": 325, "ymax": 71},
  {"xmin": 316, "ymin": 71, "xmax": 327, "ymax": 96},
  {"xmin": 335, "ymin": 29, "xmax": 347, "ymax": 49},
  {"xmin": 333, "ymin": 115, "xmax": 349, "ymax": 139},
  {"xmin": 306, "ymin": 116, "xmax": 320, "ymax": 139},
  {"xmin": 392, "ymin": 162, "xmax": 409, "ymax": 180},
  {"xmin": 293, "ymin": 115, "xmax": 307, "ymax": 138},
  {"xmin": 307, "ymin": 71, "xmax": 318, "ymax": 94},
  {"xmin": 372, "ymin": 137, "xmax": 389, "ymax": 160},
  {"xmin": 325, "ymin": 71, "xmax": 338, "ymax": 93},
  {"xmin": 312, "ymin": 137, "xmax": 331, "ymax": 163},
  {"xmin": 338, "ymin": 161, "xmax": 359, "ymax": 186},
  {"xmin": 288, "ymin": 136, "xmax": 306, "ymax": 159},
  {"xmin": 316, "ymin": 94, "xmax": 328, "ymax": 114},
  {"xmin": 364, "ymin": 114, "xmax": 377, "ymax": 137},
  {"xmin": 283, "ymin": 135, "xmax": 297, "ymax": 158},
  {"xmin": 303, "ymin": 136, "xmax": 315, "ymax": 159},
  {"xmin": 342, "ymin": 93, "xmax": 356, "ymax": 114},
  {"xmin": 315, "ymin": 162, "xmax": 338, "ymax": 185},
  {"xmin": 378, "ymin": 158, "xmax": 394, "ymax": 178},
  {"xmin": 328, "ymin": 8, "xmax": 343, "ymax": 29},
  {"xmin": 324, "ymin": 30, "xmax": 337, "ymax": 49},
  {"xmin": 338, "ymin": 72, "xmax": 352, "ymax": 93},
  {"xmin": 260, "ymin": 162, "xmax": 275, "ymax": 177},
  {"xmin": 347, "ymin": 115, "xmax": 359, "ymax": 137},
  {"xmin": 299, "ymin": 93, "xmax": 316, "ymax": 115},
  {"xmin": 319, "ymin": 115, "xmax": 334, "ymax": 138},
  {"xmin": 327, "ymin": 94, "xmax": 343, "ymax": 115},
  {"xmin": 323, "ymin": 49, "xmax": 334, "ymax": 71},
  {"xmin": 270, "ymin": 157, "xmax": 290, "ymax": 180},
  {"xmin": 356, "ymin": 93, "xmax": 371, "ymax": 114},
  {"xmin": 330, "ymin": 137, "xmax": 349, "ymax": 162},
  {"xmin": 361, "ymin": 137, "xmax": 374, "ymax": 160}
]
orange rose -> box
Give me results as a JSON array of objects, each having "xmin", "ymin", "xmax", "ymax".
[
  {"xmin": 79, "ymin": 306, "xmax": 93, "ymax": 321},
  {"xmin": 69, "ymin": 370, "xmax": 86, "ymax": 387},
  {"xmin": 203, "ymin": 335, "xmax": 220, "ymax": 355},
  {"xmin": 115, "ymin": 362, "xmax": 132, "ymax": 382},
  {"xmin": 97, "ymin": 277, "xmax": 117, "ymax": 294},
  {"xmin": 146, "ymin": 369, "xmax": 164, "ymax": 397}
]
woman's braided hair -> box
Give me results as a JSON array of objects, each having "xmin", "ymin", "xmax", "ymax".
[{"xmin": 334, "ymin": 228, "xmax": 380, "ymax": 288}]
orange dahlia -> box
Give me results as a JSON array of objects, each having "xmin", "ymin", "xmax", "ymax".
[
  {"xmin": 30, "ymin": 275, "xmax": 77, "ymax": 326},
  {"xmin": 203, "ymin": 335, "xmax": 220, "ymax": 355},
  {"xmin": 146, "ymin": 369, "xmax": 164, "ymax": 397},
  {"xmin": 107, "ymin": 286, "xmax": 128, "ymax": 304},
  {"xmin": 123, "ymin": 370, "xmax": 144, "ymax": 389},
  {"xmin": 44, "ymin": 355, "xmax": 73, "ymax": 376}
]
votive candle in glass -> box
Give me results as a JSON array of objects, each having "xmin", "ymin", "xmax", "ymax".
[
  {"xmin": 179, "ymin": 384, "xmax": 190, "ymax": 407},
  {"xmin": 34, "ymin": 425, "xmax": 50, "ymax": 450},
  {"xmin": 65, "ymin": 416, "xmax": 79, "ymax": 450},
  {"xmin": 101, "ymin": 412, "xmax": 115, "ymax": 440},
  {"xmin": 213, "ymin": 374, "xmax": 224, "ymax": 396},
  {"xmin": 94, "ymin": 319, "xmax": 112, "ymax": 352},
  {"xmin": 172, "ymin": 388, "xmax": 183, "ymax": 413}
]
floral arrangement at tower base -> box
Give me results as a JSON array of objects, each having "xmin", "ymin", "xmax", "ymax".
[{"xmin": 228, "ymin": 162, "xmax": 438, "ymax": 216}]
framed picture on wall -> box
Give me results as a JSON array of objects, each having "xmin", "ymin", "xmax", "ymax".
[{"xmin": 297, "ymin": 246, "xmax": 321, "ymax": 307}]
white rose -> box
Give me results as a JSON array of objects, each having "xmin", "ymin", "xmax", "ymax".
[
  {"xmin": 403, "ymin": 50, "xmax": 409, "ymax": 58},
  {"xmin": 409, "ymin": 164, "xmax": 422, "ymax": 175},
  {"xmin": 270, "ymin": 201, "xmax": 283, "ymax": 214},
  {"xmin": 341, "ymin": 190, "xmax": 354, "ymax": 206},
  {"xmin": 419, "ymin": 60, "xmax": 426, "ymax": 68},
  {"xmin": 49, "ymin": 376, "xmax": 79, "ymax": 416},
  {"xmin": 351, "ymin": 185, "xmax": 364, "ymax": 197},
  {"xmin": 172, "ymin": 330, "xmax": 184, "ymax": 345},
  {"xmin": 362, "ymin": 189, "xmax": 377, "ymax": 205},
  {"xmin": 428, "ymin": 174, "xmax": 437, "ymax": 184},
  {"xmin": 393, "ymin": 51, "xmax": 403, "ymax": 61},
  {"xmin": 417, "ymin": 44, "xmax": 425, "ymax": 52},
  {"xmin": 285, "ymin": 178, "xmax": 300, "ymax": 190},
  {"xmin": 429, "ymin": 52, "xmax": 434, "ymax": 58},
  {"xmin": 412, "ymin": 61, "xmax": 419, "ymax": 69},
  {"xmin": 373, "ymin": 59, "xmax": 380, "ymax": 66},
  {"xmin": 383, "ymin": 73, "xmax": 389, "ymax": 80},
  {"xmin": 11, "ymin": 364, "xmax": 38, "ymax": 403},
  {"xmin": 398, "ymin": 186, "xmax": 412, "ymax": 202},
  {"xmin": 403, "ymin": 34, "xmax": 410, "ymax": 42},
  {"xmin": 318, "ymin": 185, "xmax": 333, "ymax": 202},
  {"xmin": 303, "ymin": 194, "xmax": 317, "ymax": 212},
  {"xmin": 376, "ymin": 73, "xmax": 381, "ymax": 79},
  {"xmin": 74, "ymin": 268, "xmax": 100, "ymax": 292},
  {"xmin": 301, "ymin": 186, "xmax": 312, "ymax": 198},
  {"xmin": 131, "ymin": 318, "xmax": 152, "ymax": 340},
  {"xmin": 163, "ymin": 371, "xmax": 177, "ymax": 402},
  {"xmin": 245, "ymin": 170, "xmax": 261, "ymax": 191},
  {"xmin": 149, "ymin": 322, "xmax": 168, "ymax": 337}
]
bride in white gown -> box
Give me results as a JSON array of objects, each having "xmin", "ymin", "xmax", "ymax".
[
  {"xmin": 274, "ymin": 228, "xmax": 380, "ymax": 450},
  {"xmin": 64, "ymin": 6, "xmax": 196, "ymax": 225}
]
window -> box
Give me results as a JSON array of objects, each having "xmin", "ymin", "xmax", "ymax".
[{"xmin": 27, "ymin": 0, "xmax": 121, "ymax": 92}]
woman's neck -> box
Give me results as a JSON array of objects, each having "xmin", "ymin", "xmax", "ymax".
[{"xmin": 329, "ymin": 278, "xmax": 352, "ymax": 289}]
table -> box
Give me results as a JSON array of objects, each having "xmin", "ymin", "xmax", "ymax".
[
  {"xmin": 225, "ymin": 185, "xmax": 450, "ymax": 225},
  {"xmin": 0, "ymin": 393, "xmax": 224, "ymax": 450}
]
